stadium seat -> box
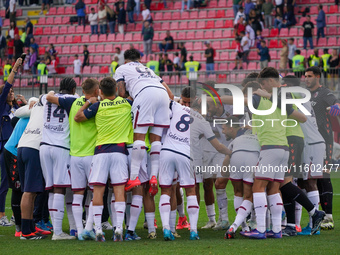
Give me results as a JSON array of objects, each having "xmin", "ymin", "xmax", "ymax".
[
  {"xmin": 57, "ymin": 6, "xmax": 64, "ymax": 15},
  {"xmin": 38, "ymin": 17, "xmax": 46, "ymax": 25},
  {"xmin": 103, "ymin": 55, "xmax": 111, "ymax": 64},
  {"xmin": 76, "ymin": 26, "xmax": 84, "ymax": 34},
  {"xmin": 96, "ymin": 44, "xmax": 104, "ymax": 53},
  {"xmin": 262, "ymin": 29, "xmax": 269, "ymax": 37},
  {"xmin": 155, "ymin": 12, "xmax": 163, "ymax": 20},
  {"xmin": 100, "ymin": 66, "xmax": 109, "ymax": 74},
  {"xmin": 178, "ymin": 32, "xmax": 186, "ymax": 40},
  {"xmin": 219, "ymin": 63, "xmax": 228, "ymax": 70},
  {"xmin": 170, "ymin": 22, "xmax": 179, "ymax": 30},
  {"xmin": 328, "ymin": 16, "xmax": 338, "ymax": 24},
  {"xmin": 60, "ymin": 26, "xmax": 67, "ymax": 35},
  {"xmin": 46, "ymin": 17, "xmax": 54, "ymax": 25},
  {"xmin": 62, "ymin": 46, "xmax": 70, "ymax": 54},
  {"xmin": 224, "ymin": 20, "xmax": 233, "ymax": 28},
  {"xmin": 213, "ymin": 30, "xmax": 222, "ymax": 39},
  {"xmin": 328, "ymin": 27, "xmax": 338, "ymax": 35},
  {"xmin": 73, "ymin": 36, "xmax": 81, "ymax": 43},
  {"xmin": 44, "ymin": 27, "xmax": 51, "ymax": 35},
  {"xmin": 247, "ymin": 62, "xmax": 257, "ymax": 70},
  {"xmin": 216, "ymin": 9, "xmax": 225, "ymax": 18},
  {"xmin": 181, "ymin": 11, "xmax": 189, "ymax": 19},
  {"xmin": 94, "ymin": 55, "xmax": 102, "ymax": 64},
  {"xmin": 197, "ymin": 21, "xmax": 205, "ymax": 29},
  {"xmin": 188, "ymin": 21, "xmax": 197, "ymax": 29},
  {"xmin": 172, "ymin": 12, "xmax": 180, "ymax": 20},
  {"xmin": 215, "ymin": 20, "xmax": 224, "ymax": 28},
  {"xmin": 186, "ymin": 42, "xmax": 193, "ymax": 50},
  {"xmin": 208, "ymin": 10, "xmax": 216, "ymax": 18},
  {"xmin": 226, "ymin": 9, "xmax": 234, "ymax": 18},
  {"xmin": 289, "ymin": 27, "xmax": 298, "ymax": 36},
  {"xmin": 218, "ymin": 0, "xmax": 227, "ymax": 7},
  {"xmin": 269, "ymin": 39, "xmax": 278, "ymax": 48},
  {"xmin": 40, "ymin": 37, "xmax": 48, "ymax": 45},
  {"xmin": 48, "ymin": 7, "xmax": 56, "ymax": 15},
  {"xmin": 49, "ymin": 36, "xmax": 56, "ymax": 44},
  {"xmin": 174, "ymin": 1, "xmax": 181, "ymax": 9},
  {"xmin": 196, "ymin": 30, "xmax": 204, "ymax": 39},
  {"xmin": 68, "ymin": 26, "xmax": 76, "ymax": 34},
  {"xmin": 200, "ymin": 10, "xmax": 207, "ymax": 19},
  {"xmin": 163, "ymin": 12, "xmax": 172, "ymax": 20},
  {"xmin": 92, "ymin": 66, "xmax": 99, "ymax": 73},
  {"xmin": 71, "ymin": 45, "xmax": 79, "ymax": 54},
  {"xmin": 190, "ymin": 11, "xmax": 198, "ymax": 19},
  {"xmin": 248, "ymin": 51, "xmax": 258, "ymax": 60},
  {"xmin": 280, "ymin": 28, "xmax": 288, "ymax": 37},
  {"xmin": 132, "ymin": 34, "xmax": 141, "ymax": 41},
  {"xmin": 309, "ymin": 6, "xmax": 318, "ymax": 14},
  {"xmin": 194, "ymin": 42, "xmax": 203, "ymax": 51},
  {"xmin": 230, "ymin": 52, "xmax": 236, "ymax": 60},
  {"xmin": 187, "ymin": 31, "xmax": 195, "ymax": 40},
  {"xmin": 56, "ymin": 36, "xmax": 64, "ymax": 44},
  {"xmin": 162, "ymin": 22, "xmax": 170, "ymax": 30},
  {"xmin": 59, "ymin": 56, "xmax": 68, "ymax": 65},
  {"xmin": 62, "ymin": 16, "xmax": 69, "ymax": 24},
  {"xmin": 212, "ymin": 41, "xmax": 221, "ymax": 49},
  {"xmin": 328, "ymin": 37, "xmax": 337, "ymax": 46},
  {"xmin": 329, "ymin": 5, "xmax": 339, "ymax": 13},
  {"xmin": 193, "ymin": 52, "xmax": 202, "ymax": 61},
  {"xmin": 220, "ymin": 52, "xmax": 229, "ymax": 61},
  {"xmin": 318, "ymin": 38, "xmax": 327, "ymax": 47},
  {"xmin": 104, "ymin": 44, "xmax": 113, "ymax": 53},
  {"xmin": 269, "ymin": 50, "xmax": 278, "ymax": 59},
  {"xmin": 83, "ymin": 66, "xmax": 91, "ymax": 74},
  {"xmin": 39, "ymin": 47, "xmax": 46, "ymax": 55},
  {"xmin": 269, "ymin": 28, "xmax": 279, "ymax": 37},
  {"xmin": 223, "ymin": 30, "xmax": 233, "ymax": 38},
  {"xmin": 205, "ymin": 30, "xmax": 213, "ymax": 39},
  {"xmin": 221, "ymin": 40, "xmax": 229, "ymax": 49},
  {"xmin": 82, "ymin": 35, "xmax": 90, "ymax": 43},
  {"xmin": 52, "ymin": 26, "xmax": 59, "ymax": 34},
  {"xmin": 179, "ymin": 21, "xmax": 188, "ymax": 30},
  {"xmin": 90, "ymin": 35, "xmax": 99, "ymax": 43}
]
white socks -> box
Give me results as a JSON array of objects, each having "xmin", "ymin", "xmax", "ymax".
[
  {"xmin": 93, "ymin": 205, "xmax": 103, "ymax": 234},
  {"xmin": 206, "ymin": 204, "xmax": 216, "ymax": 223},
  {"xmin": 145, "ymin": 212, "xmax": 156, "ymax": 233},
  {"xmin": 253, "ymin": 192, "xmax": 267, "ymax": 233},
  {"xmin": 232, "ymin": 200, "xmax": 252, "ymax": 230},
  {"xmin": 65, "ymin": 189, "xmax": 76, "ymax": 231},
  {"xmin": 53, "ymin": 193, "xmax": 65, "ymax": 236},
  {"xmin": 150, "ymin": 141, "xmax": 162, "ymax": 177},
  {"xmin": 110, "ymin": 193, "xmax": 116, "ymax": 229},
  {"xmin": 48, "ymin": 192, "xmax": 54, "ymax": 224},
  {"xmin": 307, "ymin": 190, "xmax": 320, "ymax": 227},
  {"xmin": 295, "ymin": 202, "xmax": 302, "ymax": 226},
  {"xmin": 216, "ymin": 189, "xmax": 228, "ymax": 222},
  {"xmin": 187, "ymin": 195, "xmax": 199, "ymax": 232},
  {"xmin": 125, "ymin": 192, "xmax": 132, "ymax": 228},
  {"xmin": 115, "ymin": 201, "xmax": 126, "ymax": 231},
  {"xmin": 72, "ymin": 194, "xmax": 84, "ymax": 234},
  {"xmin": 84, "ymin": 190, "xmax": 92, "ymax": 221},
  {"xmin": 128, "ymin": 195, "xmax": 143, "ymax": 232},
  {"xmin": 159, "ymin": 194, "xmax": 171, "ymax": 230},
  {"xmin": 130, "ymin": 140, "xmax": 146, "ymax": 180},
  {"xmin": 170, "ymin": 210, "xmax": 177, "ymax": 233},
  {"xmin": 177, "ymin": 188, "xmax": 185, "ymax": 217},
  {"xmin": 267, "ymin": 193, "xmax": 283, "ymax": 233},
  {"xmin": 85, "ymin": 201, "xmax": 94, "ymax": 231},
  {"xmin": 234, "ymin": 196, "xmax": 244, "ymax": 213}
]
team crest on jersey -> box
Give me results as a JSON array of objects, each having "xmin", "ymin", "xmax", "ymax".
[
  {"xmin": 15, "ymin": 181, "xmax": 21, "ymax": 189},
  {"xmin": 313, "ymin": 92, "xmax": 318, "ymax": 98}
]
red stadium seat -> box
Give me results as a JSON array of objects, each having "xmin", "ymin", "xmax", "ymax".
[
  {"xmin": 90, "ymin": 35, "xmax": 98, "ymax": 43},
  {"xmin": 39, "ymin": 47, "xmax": 46, "ymax": 55},
  {"xmin": 40, "ymin": 36, "xmax": 48, "ymax": 45},
  {"xmin": 181, "ymin": 11, "xmax": 189, "ymax": 19},
  {"xmin": 178, "ymin": 32, "xmax": 186, "ymax": 40},
  {"xmin": 179, "ymin": 21, "xmax": 188, "ymax": 30},
  {"xmin": 132, "ymin": 34, "xmax": 141, "ymax": 41},
  {"xmin": 93, "ymin": 55, "xmax": 102, "ymax": 64},
  {"xmin": 96, "ymin": 44, "xmax": 104, "ymax": 53},
  {"xmin": 52, "ymin": 26, "xmax": 59, "ymax": 34},
  {"xmin": 68, "ymin": 26, "xmax": 76, "ymax": 34},
  {"xmin": 223, "ymin": 30, "xmax": 233, "ymax": 38},
  {"xmin": 57, "ymin": 7, "xmax": 64, "ymax": 15},
  {"xmin": 172, "ymin": 12, "xmax": 180, "ymax": 20},
  {"xmin": 214, "ymin": 30, "xmax": 222, "ymax": 38},
  {"xmin": 212, "ymin": 41, "xmax": 221, "ymax": 49},
  {"xmin": 73, "ymin": 36, "xmax": 81, "ymax": 43},
  {"xmin": 87, "ymin": 45, "xmax": 95, "ymax": 53},
  {"xmin": 115, "ymin": 34, "xmax": 124, "ymax": 42},
  {"xmin": 205, "ymin": 30, "xmax": 213, "ymax": 39},
  {"xmin": 329, "ymin": 5, "xmax": 339, "ymax": 13},
  {"xmin": 247, "ymin": 62, "xmax": 257, "ymax": 70},
  {"xmin": 65, "ymin": 6, "xmax": 73, "ymax": 15},
  {"xmin": 49, "ymin": 36, "xmax": 56, "ymax": 44},
  {"xmin": 209, "ymin": 0, "xmax": 218, "ymax": 7},
  {"xmin": 155, "ymin": 12, "xmax": 163, "ymax": 20},
  {"xmin": 124, "ymin": 33, "xmax": 132, "ymax": 41},
  {"xmin": 196, "ymin": 30, "xmax": 204, "ymax": 39},
  {"xmin": 197, "ymin": 21, "xmax": 205, "ymax": 29},
  {"xmin": 221, "ymin": 40, "xmax": 229, "ymax": 49},
  {"xmin": 187, "ymin": 31, "xmax": 195, "ymax": 40},
  {"xmin": 190, "ymin": 11, "xmax": 198, "ymax": 19},
  {"xmin": 269, "ymin": 50, "xmax": 278, "ymax": 59},
  {"xmin": 62, "ymin": 46, "xmax": 70, "ymax": 54},
  {"xmin": 262, "ymin": 28, "xmax": 269, "ymax": 37},
  {"xmin": 76, "ymin": 26, "xmax": 84, "ymax": 34},
  {"xmin": 280, "ymin": 28, "xmax": 288, "ymax": 37},
  {"xmin": 92, "ymin": 66, "xmax": 99, "ymax": 73},
  {"xmin": 186, "ymin": 42, "xmax": 193, "ymax": 51},
  {"xmin": 289, "ymin": 27, "xmax": 298, "ymax": 36},
  {"xmin": 309, "ymin": 6, "xmax": 318, "ymax": 14},
  {"xmin": 219, "ymin": 63, "xmax": 228, "ymax": 70},
  {"xmin": 220, "ymin": 52, "xmax": 229, "ymax": 61},
  {"xmin": 200, "ymin": 10, "xmax": 207, "ymax": 19},
  {"xmin": 71, "ymin": 45, "xmax": 79, "ymax": 54},
  {"xmin": 170, "ymin": 22, "xmax": 179, "ymax": 30},
  {"xmin": 218, "ymin": 0, "xmax": 227, "ymax": 7},
  {"xmin": 328, "ymin": 27, "xmax": 337, "ymax": 35},
  {"xmin": 224, "ymin": 20, "xmax": 233, "ymax": 28},
  {"xmin": 269, "ymin": 40, "xmax": 278, "ymax": 48},
  {"xmin": 226, "ymin": 9, "xmax": 233, "ymax": 18},
  {"xmin": 328, "ymin": 37, "xmax": 337, "ymax": 46},
  {"xmin": 269, "ymin": 28, "xmax": 279, "ymax": 37},
  {"xmin": 56, "ymin": 36, "xmax": 64, "ymax": 44},
  {"xmin": 318, "ymin": 38, "xmax": 327, "ymax": 47},
  {"xmin": 100, "ymin": 66, "xmax": 109, "ymax": 74},
  {"xmin": 46, "ymin": 17, "xmax": 54, "ymax": 25},
  {"xmin": 248, "ymin": 51, "xmax": 258, "ymax": 60},
  {"xmin": 82, "ymin": 35, "xmax": 90, "ymax": 43},
  {"xmin": 59, "ymin": 26, "xmax": 67, "ymax": 35},
  {"xmin": 103, "ymin": 55, "xmax": 111, "ymax": 64},
  {"xmin": 48, "ymin": 7, "xmax": 56, "ymax": 15},
  {"xmin": 328, "ymin": 16, "xmax": 338, "ymax": 24},
  {"xmin": 215, "ymin": 20, "xmax": 224, "ymax": 28},
  {"xmin": 194, "ymin": 42, "xmax": 203, "ymax": 51},
  {"xmin": 216, "ymin": 9, "xmax": 225, "ymax": 18},
  {"xmin": 104, "ymin": 44, "xmax": 113, "ymax": 53},
  {"xmin": 83, "ymin": 66, "xmax": 91, "ymax": 74},
  {"xmin": 59, "ymin": 56, "xmax": 68, "ymax": 65},
  {"xmin": 62, "ymin": 16, "xmax": 69, "ymax": 24},
  {"xmin": 188, "ymin": 21, "xmax": 197, "ymax": 29},
  {"xmin": 44, "ymin": 27, "xmax": 51, "ymax": 35},
  {"xmin": 38, "ymin": 17, "xmax": 46, "ymax": 25}
]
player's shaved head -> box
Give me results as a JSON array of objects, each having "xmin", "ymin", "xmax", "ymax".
[
  {"xmin": 100, "ymin": 77, "xmax": 116, "ymax": 97},
  {"xmin": 82, "ymin": 78, "xmax": 99, "ymax": 95},
  {"xmin": 60, "ymin": 78, "xmax": 76, "ymax": 94},
  {"xmin": 124, "ymin": 49, "xmax": 141, "ymax": 62}
]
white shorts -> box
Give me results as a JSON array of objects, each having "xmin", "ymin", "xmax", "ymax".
[
  {"xmin": 302, "ymin": 143, "xmax": 326, "ymax": 180},
  {"xmin": 89, "ymin": 152, "xmax": 128, "ymax": 186},
  {"xmin": 202, "ymin": 151, "xmax": 225, "ymax": 179},
  {"xmin": 229, "ymin": 151, "xmax": 259, "ymax": 184},
  {"xmin": 70, "ymin": 155, "xmax": 93, "ymax": 191},
  {"xmin": 192, "ymin": 159, "xmax": 203, "ymax": 183},
  {"xmin": 40, "ymin": 145, "xmax": 71, "ymax": 189},
  {"xmin": 132, "ymin": 87, "xmax": 170, "ymax": 135},
  {"xmin": 159, "ymin": 150, "xmax": 195, "ymax": 188},
  {"xmin": 127, "ymin": 147, "xmax": 149, "ymax": 184},
  {"xmin": 255, "ymin": 148, "xmax": 289, "ymax": 182}
]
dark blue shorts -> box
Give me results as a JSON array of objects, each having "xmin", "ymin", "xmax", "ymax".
[
  {"xmin": 42, "ymin": 0, "xmax": 50, "ymax": 4},
  {"xmin": 17, "ymin": 147, "xmax": 45, "ymax": 193}
]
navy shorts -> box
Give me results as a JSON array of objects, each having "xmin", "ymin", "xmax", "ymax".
[
  {"xmin": 43, "ymin": 0, "xmax": 50, "ymax": 4},
  {"xmin": 17, "ymin": 147, "xmax": 45, "ymax": 193}
]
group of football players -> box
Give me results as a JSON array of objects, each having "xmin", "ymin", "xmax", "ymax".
[{"xmin": 0, "ymin": 48, "xmax": 338, "ymax": 241}]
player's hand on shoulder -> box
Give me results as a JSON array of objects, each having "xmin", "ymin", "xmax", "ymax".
[
  {"xmin": 88, "ymin": 97, "xmax": 98, "ymax": 104},
  {"xmin": 253, "ymin": 88, "xmax": 271, "ymax": 99}
]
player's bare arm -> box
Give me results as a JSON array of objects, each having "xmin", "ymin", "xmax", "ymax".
[
  {"xmin": 117, "ymin": 81, "xmax": 127, "ymax": 98},
  {"xmin": 46, "ymin": 91, "xmax": 60, "ymax": 106},
  {"xmin": 74, "ymin": 96, "xmax": 97, "ymax": 122},
  {"xmin": 209, "ymin": 138, "xmax": 232, "ymax": 155},
  {"xmin": 161, "ymin": 81, "xmax": 174, "ymax": 100}
]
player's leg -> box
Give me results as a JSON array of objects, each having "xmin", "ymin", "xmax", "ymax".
[
  {"xmin": 170, "ymin": 184, "xmax": 179, "ymax": 236},
  {"xmin": 176, "ymin": 184, "xmax": 190, "ymax": 230},
  {"xmin": 185, "ymin": 186, "xmax": 200, "ymax": 240},
  {"xmin": 143, "ymin": 182, "xmax": 157, "ymax": 239},
  {"xmin": 148, "ymin": 129, "xmax": 163, "ymax": 195},
  {"xmin": 202, "ymin": 177, "xmax": 216, "ymax": 228},
  {"xmin": 125, "ymin": 185, "xmax": 143, "ymax": 241},
  {"xmin": 213, "ymin": 177, "xmax": 229, "ymax": 230},
  {"xmin": 113, "ymin": 185, "xmax": 127, "ymax": 241}
]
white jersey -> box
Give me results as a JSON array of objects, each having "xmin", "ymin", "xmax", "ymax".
[
  {"xmin": 18, "ymin": 102, "xmax": 44, "ymax": 151},
  {"xmin": 228, "ymin": 129, "xmax": 261, "ymax": 154},
  {"xmin": 299, "ymin": 101, "xmax": 325, "ymax": 145},
  {"xmin": 40, "ymin": 94, "xmax": 77, "ymax": 149},
  {"xmin": 162, "ymin": 102, "xmax": 215, "ymax": 159},
  {"xmin": 115, "ymin": 61, "xmax": 164, "ymax": 99}
]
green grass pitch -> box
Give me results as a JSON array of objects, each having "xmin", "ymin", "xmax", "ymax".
[{"xmin": 0, "ymin": 178, "xmax": 339, "ymax": 255}]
